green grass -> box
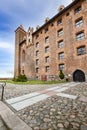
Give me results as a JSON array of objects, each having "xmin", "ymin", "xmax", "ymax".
[{"xmin": 0, "ymin": 80, "xmax": 67, "ymax": 85}]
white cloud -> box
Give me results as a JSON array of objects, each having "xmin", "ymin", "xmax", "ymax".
[
  {"xmin": 0, "ymin": 72, "xmax": 14, "ymax": 78},
  {"xmin": 0, "ymin": 68, "xmax": 14, "ymax": 78},
  {"xmin": 0, "ymin": 63, "xmax": 14, "ymax": 66},
  {"xmin": 0, "ymin": 41, "xmax": 13, "ymax": 49}
]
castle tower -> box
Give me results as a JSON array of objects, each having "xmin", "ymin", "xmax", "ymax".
[{"xmin": 14, "ymin": 25, "xmax": 26, "ymax": 77}]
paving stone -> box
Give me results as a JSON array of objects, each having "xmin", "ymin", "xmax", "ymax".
[
  {"xmin": 81, "ymin": 125, "xmax": 87, "ymax": 130},
  {"xmin": 57, "ymin": 123, "xmax": 64, "ymax": 128},
  {"xmin": 0, "ymin": 82, "xmax": 87, "ymax": 130},
  {"xmin": 79, "ymin": 96, "xmax": 87, "ymax": 103}
]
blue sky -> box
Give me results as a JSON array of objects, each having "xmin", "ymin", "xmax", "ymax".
[{"xmin": 0, "ymin": 0, "xmax": 72, "ymax": 78}]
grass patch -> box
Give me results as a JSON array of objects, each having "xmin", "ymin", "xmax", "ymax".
[{"xmin": 0, "ymin": 80, "xmax": 67, "ymax": 85}]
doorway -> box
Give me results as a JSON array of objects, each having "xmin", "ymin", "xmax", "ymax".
[{"xmin": 73, "ymin": 69, "xmax": 85, "ymax": 82}]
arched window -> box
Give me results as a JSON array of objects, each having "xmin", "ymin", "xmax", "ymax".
[{"xmin": 22, "ymin": 50, "xmax": 25, "ymax": 63}]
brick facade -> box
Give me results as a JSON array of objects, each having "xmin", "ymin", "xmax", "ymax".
[{"xmin": 14, "ymin": 0, "xmax": 87, "ymax": 81}]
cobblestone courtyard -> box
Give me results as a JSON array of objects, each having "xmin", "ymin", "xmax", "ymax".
[{"xmin": 0, "ymin": 82, "xmax": 87, "ymax": 130}]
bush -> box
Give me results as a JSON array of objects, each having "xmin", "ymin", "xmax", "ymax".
[
  {"xmin": 12, "ymin": 74, "xmax": 27, "ymax": 82},
  {"xmin": 59, "ymin": 70, "xmax": 64, "ymax": 79},
  {"xmin": 12, "ymin": 77, "xmax": 17, "ymax": 82}
]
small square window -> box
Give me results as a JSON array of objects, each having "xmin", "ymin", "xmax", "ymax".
[
  {"xmin": 36, "ymin": 34, "xmax": 39, "ymax": 39},
  {"xmin": 66, "ymin": 12, "xmax": 69, "ymax": 16},
  {"xmin": 45, "ymin": 28, "xmax": 48, "ymax": 33},
  {"xmin": 75, "ymin": 6, "xmax": 81, "ymax": 14},
  {"xmin": 58, "ymin": 19, "xmax": 62, "ymax": 25}
]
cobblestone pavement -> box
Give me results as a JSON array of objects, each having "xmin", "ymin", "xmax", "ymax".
[
  {"xmin": 0, "ymin": 82, "xmax": 87, "ymax": 130},
  {"xmin": 0, "ymin": 83, "xmax": 58, "ymax": 100}
]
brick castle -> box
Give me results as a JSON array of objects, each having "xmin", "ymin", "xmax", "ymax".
[{"xmin": 14, "ymin": 0, "xmax": 87, "ymax": 82}]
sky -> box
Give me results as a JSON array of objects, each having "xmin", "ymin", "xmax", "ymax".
[{"xmin": 0, "ymin": 0, "xmax": 72, "ymax": 78}]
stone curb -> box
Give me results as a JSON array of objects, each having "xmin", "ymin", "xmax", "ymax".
[{"xmin": 0, "ymin": 101, "xmax": 32, "ymax": 130}]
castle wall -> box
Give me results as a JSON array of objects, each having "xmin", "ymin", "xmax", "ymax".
[{"xmin": 15, "ymin": 0, "xmax": 87, "ymax": 81}]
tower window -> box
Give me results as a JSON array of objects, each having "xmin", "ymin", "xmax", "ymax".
[{"xmin": 22, "ymin": 50, "xmax": 25, "ymax": 63}]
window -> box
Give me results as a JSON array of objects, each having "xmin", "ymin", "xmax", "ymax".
[
  {"xmin": 29, "ymin": 39, "xmax": 30, "ymax": 42},
  {"xmin": 45, "ymin": 28, "xmax": 48, "ymax": 33},
  {"xmin": 59, "ymin": 64, "xmax": 64, "ymax": 71},
  {"xmin": 76, "ymin": 32, "xmax": 84, "ymax": 41},
  {"xmin": 45, "ymin": 56, "xmax": 50, "ymax": 63},
  {"xmin": 36, "ymin": 68, "xmax": 39, "ymax": 73},
  {"xmin": 59, "ymin": 52, "xmax": 64, "ymax": 60},
  {"xmin": 75, "ymin": 18, "xmax": 83, "ymax": 27},
  {"xmin": 75, "ymin": 6, "xmax": 81, "ymax": 14},
  {"xmin": 36, "ymin": 59, "xmax": 39, "ymax": 65},
  {"xmin": 58, "ymin": 29, "xmax": 63, "ymax": 37},
  {"xmin": 66, "ymin": 12, "xmax": 69, "ymax": 16},
  {"xmin": 36, "ymin": 50, "xmax": 39, "ymax": 56},
  {"xmin": 58, "ymin": 19, "xmax": 62, "ymax": 25},
  {"xmin": 77, "ymin": 46, "xmax": 86, "ymax": 55},
  {"xmin": 51, "ymin": 23, "xmax": 54, "ymax": 27},
  {"xmin": 36, "ymin": 42, "xmax": 39, "ymax": 48},
  {"xmin": 46, "ymin": 66, "xmax": 50, "ymax": 72},
  {"xmin": 45, "ymin": 46, "xmax": 49, "ymax": 53},
  {"xmin": 45, "ymin": 37, "xmax": 49, "ymax": 43},
  {"xmin": 22, "ymin": 70, "xmax": 24, "ymax": 74},
  {"xmin": 58, "ymin": 40, "xmax": 64, "ymax": 48},
  {"xmin": 36, "ymin": 34, "xmax": 39, "ymax": 39},
  {"xmin": 22, "ymin": 50, "xmax": 25, "ymax": 63}
]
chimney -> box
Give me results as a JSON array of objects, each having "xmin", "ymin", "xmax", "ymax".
[
  {"xmin": 36, "ymin": 25, "xmax": 40, "ymax": 30},
  {"xmin": 45, "ymin": 17, "xmax": 49, "ymax": 23},
  {"xmin": 19, "ymin": 24, "xmax": 24, "ymax": 29},
  {"xmin": 58, "ymin": 5, "xmax": 65, "ymax": 12}
]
